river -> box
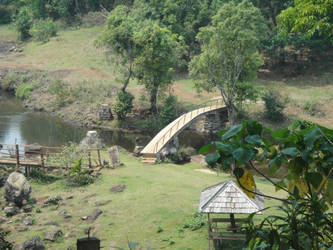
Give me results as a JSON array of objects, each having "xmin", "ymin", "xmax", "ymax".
[{"xmin": 0, "ymin": 92, "xmax": 206, "ymax": 151}]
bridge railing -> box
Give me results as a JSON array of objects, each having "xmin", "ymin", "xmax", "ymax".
[{"xmin": 152, "ymin": 97, "xmax": 224, "ymax": 154}]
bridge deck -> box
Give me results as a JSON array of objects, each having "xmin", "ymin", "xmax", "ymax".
[
  {"xmin": 0, "ymin": 157, "xmax": 42, "ymax": 167},
  {"xmin": 141, "ymin": 98, "xmax": 226, "ymax": 156}
]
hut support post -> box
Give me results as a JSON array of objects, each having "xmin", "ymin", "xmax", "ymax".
[
  {"xmin": 88, "ymin": 151, "xmax": 92, "ymax": 168},
  {"xmin": 230, "ymin": 213, "xmax": 236, "ymax": 233},
  {"xmin": 97, "ymin": 149, "xmax": 101, "ymax": 166},
  {"xmin": 208, "ymin": 213, "xmax": 211, "ymax": 250}
]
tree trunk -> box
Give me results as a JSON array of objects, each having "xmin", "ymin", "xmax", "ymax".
[
  {"xmin": 226, "ymin": 101, "xmax": 235, "ymax": 126},
  {"xmin": 150, "ymin": 86, "xmax": 158, "ymax": 114},
  {"xmin": 121, "ymin": 63, "xmax": 133, "ymax": 92}
]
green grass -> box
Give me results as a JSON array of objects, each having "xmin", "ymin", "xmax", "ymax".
[{"xmin": 0, "ymin": 152, "xmax": 284, "ymax": 249}]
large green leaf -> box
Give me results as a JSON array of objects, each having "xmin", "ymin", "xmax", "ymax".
[
  {"xmin": 205, "ymin": 151, "xmax": 220, "ymax": 165},
  {"xmin": 214, "ymin": 141, "xmax": 233, "ymax": 153},
  {"xmin": 233, "ymin": 167, "xmax": 244, "ymax": 179},
  {"xmin": 281, "ymin": 147, "xmax": 299, "ymax": 157},
  {"xmin": 222, "ymin": 124, "xmax": 243, "ymax": 140},
  {"xmin": 268, "ymin": 155, "xmax": 282, "ymax": 176},
  {"xmin": 271, "ymin": 128, "xmax": 289, "ymax": 140},
  {"xmin": 244, "ymin": 120, "xmax": 263, "ymax": 135},
  {"xmin": 305, "ymin": 172, "xmax": 323, "ymax": 189},
  {"xmin": 304, "ymin": 128, "xmax": 322, "ymax": 149},
  {"xmin": 245, "ymin": 135, "xmax": 262, "ymax": 146},
  {"xmin": 232, "ymin": 147, "xmax": 255, "ymax": 163},
  {"xmin": 221, "ymin": 156, "xmax": 233, "ymax": 170},
  {"xmin": 199, "ymin": 144, "xmax": 212, "ymax": 154}
]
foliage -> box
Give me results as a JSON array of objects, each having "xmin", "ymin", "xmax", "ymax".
[
  {"xmin": 133, "ymin": 20, "xmax": 181, "ymax": 113},
  {"xmin": 48, "ymin": 79, "xmax": 71, "ymax": 107},
  {"xmin": 0, "ymin": 228, "xmax": 12, "ymax": 250},
  {"xmin": 262, "ymin": 90, "xmax": 285, "ymax": 121},
  {"xmin": 234, "ymin": 81, "xmax": 260, "ymax": 112},
  {"xmin": 1, "ymin": 73, "xmax": 22, "ymax": 90},
  {"xmin": 189, "ymin": 0, "xmax": 266, "ymax": 125},
  {"xmin": 29, "ymin": 18, "xmax": 57, "ymax": 43},
  {"xmin": 15, "ymin": 82, "xmax": 38, "ymax": 100},
  {"xmin": 160, "ymin": 95, "xmax": 178, "ymax": 127},
  {"xmin": 29, "ymin": 168, "xmax": 58, "ymax": 184},
  {"xmin": 170, "ymin": 146, "xmax": 196, "ymax": 164},
  {"xmin": 48, "ymin": 142, "xmax": 84, "ymax": 168},
  {"xmin": 15, "ymin": 7, "xmax": 33, "ymax": 40},
  {"xmin": 66, "ymin": 158, "xmax": 94, "ymax": 186},
  {"xmin": 97, "ymin": 5, "xmax": 139, "ymax": 92},
  {"xmin": 0, "ymin": 5, "xmax": 13, "ymax": 24},
  {"xmin": 245, "ymin": 195, "xmax": 333, "ymax": 249},
  {"xmin": 200, "ymin": 120, "xmax": 333, "ymax": 249},
  {"xmin": 278, "ymin": 0, "xmax": 333, "ymax": 44},
  {"xmin": 114, "ymin": 91, "xmax": 134, "ymax": 120},
  {"xmin": 183, "ymin": 212, "xmax": 206, "ymax": 231}
]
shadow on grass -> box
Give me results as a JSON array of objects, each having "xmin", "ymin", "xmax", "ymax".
[{"xmin": 29, "ymin": 168, "xmax": 61, "ymax": 184}]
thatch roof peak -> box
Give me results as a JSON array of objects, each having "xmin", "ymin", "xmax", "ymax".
[{"xmin": 199, "ymin": 180, "xmax": 264, "ymax": 214}]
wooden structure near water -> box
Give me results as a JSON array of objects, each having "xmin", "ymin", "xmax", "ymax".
[
  {"xmin": 199, "ymin": 180, "xmax": 264, "ymax": 249},
  {"xmin": 0, "ymin": 142, "xmax": 103, "ymax": 176}
]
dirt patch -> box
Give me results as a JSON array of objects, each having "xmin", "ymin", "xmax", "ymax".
[{"xmin": 194, "ymin": 169, "xmax": 216, "ymax": 175}]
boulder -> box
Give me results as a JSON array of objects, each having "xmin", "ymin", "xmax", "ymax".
[
  {"xmin": 99, "ymin": 104, "xmax": 113, "ymax": 121},
  {"xmin": 87, "ymin": 208, "xmax": 103, "ymax": 223},
  {"xmin": 21, "ymin": 236, "xmax": 45, "ymax": 250},
  {"xmin": 23, "ymin": 216, "xmax": 33, "ymax": 226},
  {"xmin": 133, "ymin": 146, "xmax": 144, "ymax": 157},
  {"xmin": 108, "ymin": 146, "xmax": 123, "ymax": 168},
  {"xmin": 159, "ymin": 137, "xmax": 179, "ymax": 159},
  {"xmin": 5, "ymin": 172, "xmax": 31, "ymax": 207},
  {"xmin": 44, "ymin": 229, "xmax": 63, "ymax": 242},
  {"xmin": 4, "ymin": 206, "xmax": 20, "ymax": 217},
  {"xmin": 110, "ymin": 184, "xmax": 126, "ymax": 193}
]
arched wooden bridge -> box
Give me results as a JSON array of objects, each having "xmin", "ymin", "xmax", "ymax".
[{"xmin": 141, "ymin": 97, "xmax": 226, "ymax": 163}]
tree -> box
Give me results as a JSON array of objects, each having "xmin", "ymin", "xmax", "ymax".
[
  {"xmin": 189, "ymin": 0, "xmax": 267, "ymax": 125},
  {"xmin": 97, "ymin": 5, "xmax": 139, "ymax": 92},
  {"xmin": 278, "ymin": 0, "xmax": 333, "ymax": 43},
  {"xmin": 133, "ymin": 21, "xmax": 181, "ymax": 113},
  {"xmin": 200, "ymin": 120, "xmax": 333, "ymax": 249}
]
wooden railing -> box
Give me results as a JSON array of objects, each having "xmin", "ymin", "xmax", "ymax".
[{"xmin": 152, "ymin": 98, "xmax": 224, "ymax": 154}]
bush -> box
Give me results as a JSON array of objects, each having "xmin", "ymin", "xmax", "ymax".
[
  {"xmin": 66, "ymin": 158, "xmax": 94, "ymax": 186},
  {"xmin": 262, "ymin": 91, "xmax": 285, "ymax": 121},
  {"xmin": 160, "ymin": 95, "xmax": 178, "ymax": 127},
  {"xmin": 183, "ymin": 212, "xmax": 206, "ymax": 231},
  {"xmin": 0, "ymin": 6, "xmax": 12, "ymax": 24},
  {"xmin": 0, "ymin": 228, "xmax": 13, "ymax": 250},
  {"xmin": 15, "ymin": 83, "xmax": 36, "ymax": 100},
  {"xmin": 29, "ymin": 168, "xmax": 58, "ymax": 184},
  {"xmin": 29, "ymin": 18, "xmax": 57, "ymax": 43},
  {"xmin": 15, "ymin": 7, "xmax": 33, "ymax": 41},
  {"xmin": 1, "ymin": 73, "xmax": 22, "ymax": 90},
  {"xmin": 48, "ymin": 79, "xmax": 71, "ymax": 107},
  {"xmin": 114, "ymin": 91, "xmax": 134, "ymax": 120},
  {"xmin": 171, "ymin": 146, "xmax": 196, "ymax": 164}
]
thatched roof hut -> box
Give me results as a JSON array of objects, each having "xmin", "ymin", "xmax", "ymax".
[{"xmin": 199, "ymin": 180, "xmax": 264, "ymax": 214}]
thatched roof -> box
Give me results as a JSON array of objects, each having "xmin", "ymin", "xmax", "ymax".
[{"xmin": 199, "ymin": 180, "xmax": 264, "ymax": 214}]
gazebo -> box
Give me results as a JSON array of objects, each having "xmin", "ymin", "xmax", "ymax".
[{"xmin": 199, "ymin": 180, "xmax": 264, "ymax": 249}]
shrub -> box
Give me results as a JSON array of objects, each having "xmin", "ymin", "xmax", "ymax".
[
  {"xmin": 0, "ymin": 6, "xmax": 12, "ymax": 24},
  {"xmin": 262, "ymin": 90, "xmax": 285, "ymax": 121},
  {"xmin": 1, "ymin": 73, "xmax": 22, "ymax": 91},
  {"xmin": 66, "ymin": 158, "xmax": 94, "ymax": 186},
  {"xmin": 29, "ymin": 168, "xmax": 58, "ymax": 184},
  {"xmin": 114, "ymin": 91, "xmax": 134, "ymax": 120},
  {"xmin": 171, "ymin": 146, "xmax": 196, "ymax": 164},
  {"xmin": 48, "ymin": 79, "xmax": 71, "ymax": 107},
  {"xmin": 15, "ymin": 83, "xmax": 35, "ymax": 100},
  {"xmin": 29, "ymin": 18, "xmax": 57, "ymax": 43},
  {"xmin": 0, "ymin": 228, "xmax": 13, "ymax": 250},
  {"xmin": 160, "ymin": 95, "xmax": 178, "ymax": 127},
  {"xmin": 183, "ymin": 212, "xmax": 206, "ymax": 231},
  {"xmin": 15, "ymin": 7, "xmax": 33, "ymax": 41}
]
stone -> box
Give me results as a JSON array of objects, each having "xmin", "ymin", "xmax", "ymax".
[
  {"xmin": 23, "ymin": 216, "xmax": 33, "ymax": 226},
  {"xmin": 55, "ymin": 195, "xmax": 63, "ymax": 201},
  {"xmin": 108, "ymin": 146, "xmax": 123, "ymax": 168},
  {"xmin": 23, "ymin": 205, "xmax": 33, "ymax": 213},
  {"xmin": 99, "ymin": 104, "xmax": 113, "ymax": 121},
  {"xmin": 80, "ymin": 130, "xmax": 104, "ymax": 148},
  {"xmin": 94, "ymin": 200, "xmax": 111, "ymax": 207},
  {"xmin": 81, "ymin": 216, "xmax": 88, "ymax": 220},
  {"xmin": 65, "ymin": 232, "xmax": 76, "ymax": 238},
  {"xmin": 87, "ymin": 208, "xmax": 102, "ymax": 223},
  {"xmin": 44, "ymin": 229, "xmax": 63, "ymax": 242},
  {"xmin": 21, "ymin": 236, "xmax": 45, "ymax": 250},
  {"xmin": 17, "ymin": 226, "xmax": 29, "ymax": 232},
  {"xmin": 159, "ymin": 137, "xmax": 179, "ymax": 159},
  {"xmin": 0, "ymin": 216, "xmax": 7, "ymax": 224},
  {"xmin": 133, "ymin": 146, "xmax": 144, "ymax": 157},
  {"xmin": 110, "ymin": 184, "xmax": 126, "ymax": 193},
  {"xmin": 59, "ymin": 209, "xmax": 72, "ymax": 218},
  {"xmin": 4, "ymin": 206, "xmax": 20, "ymax": 216},
  {"xmin": 5, "ymin": 172, "xmax": 31, "ymax": 207},
  {"xmin": 43, "ymin": 221, "xmax": 59, "ymax": 226},
  {"xmin": 66, "ymin": 195, "xmax": 73, "ymax": 200}
]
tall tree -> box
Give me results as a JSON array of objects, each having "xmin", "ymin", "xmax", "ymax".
[
  {"xmin": 133, "ymin": 21, "xmax": 181, "ymax": 113},
  {"xmin": 97, "ymin": 5, "xmax": 139, "ymax": 92},
  {"xmin": 189, "ymin": 0, "xmax": 267, "ymax": 125}
]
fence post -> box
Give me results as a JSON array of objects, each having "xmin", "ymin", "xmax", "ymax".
[
  {"xmin": 41, "ymin": 153, "xmax": 45, "ymax": 168},
  {"xmin": 97, "ymin": 149, "xmax": 102, "ymax": 166},
  {"xmin": 88, "ymin": 151, "xmax": 92, "ymax": 168},
  {"xmin": 15, "ymin": 144, "xmax": 20, "ymax": 167}
]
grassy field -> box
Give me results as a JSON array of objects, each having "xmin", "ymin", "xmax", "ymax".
[{"xmin": 0, "ymin": 152, "xmax": 284, "ymax": 249}]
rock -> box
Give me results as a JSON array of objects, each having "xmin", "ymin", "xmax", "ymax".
[
  {"xmin": 66, "ymin": 195, "xmax": 73, "ymax": 200},
  {"xmin": 133, "ymin": 146, "xmax": 144, "ymax": 157},
  {"xmin": 99, "ymin": 104, "xmax": 113, "ymax": 121},
  {"xmin": 43, "ymin": 221, "xmax": 59, "ymax": 226},
  {"xmin": 59, "ymin": 209, "xmax": 72, "ymax": 218},
  {"xmin": 159, "ymin": 137, "xmax": 179, "ymax": 159},
  {"xmin": 80, "ymin": 130, "xmax": 104, "ymax": 148},
  {"xmin": 65, "ymin": 232, "xmax": 76, "ymax": 238},
  {"xmin": 81, "ymin": 216, "xmax": 88, "ymax": 220},
  {"xmin": 55, "ymin": 195, "xmax": 63, "ymax": 201},
  {"xmin": 4, "ymin": 206, "xmax": 20, "ymax": 216},
  {"xmin": 23, "ymin": 216, "xmax": 33, "ymax": 226},
  {"xmin": 21, "ymin": 236, "xmax": 45, "ymax": 250},
  {"xmin": 110, "ymin": 184, "xmax": 126, "ymax": 193},
  {"xmin": 0, "ymin": 216, "xmax": 7, "ymax": 224},
  {"xmin": 5, "ymin": 172, "xmax": 31, "ymax": 207},
  {"xmin": 17, "ymin": 226, "xmax": 29, "ymax": 232},
  {"xmin": 108, "ymin": 146, "xmax": 123, "ymax": 168},
  {"xmin": 94, "ymin": 200, "xmax": 111, "ymax": 207},
  {"xmin": 87, "ymin": 208, "xmax": 102, "ymax": 223},
  {"xmin": 23, "ymin": 205, "xmax": 33, "ymax": 213},
  {"xmin": 44, "ymin": 229, "xmax": 63, "ymax": 242}
]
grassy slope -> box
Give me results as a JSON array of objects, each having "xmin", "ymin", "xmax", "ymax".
[{"xmin": 0, "ymin": 153, "xmax": 284, "ymax": 249}]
